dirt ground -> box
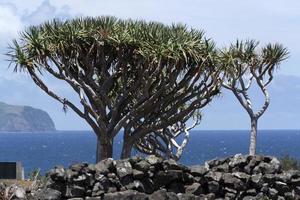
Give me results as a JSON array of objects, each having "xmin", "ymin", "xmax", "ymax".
[{"xmin": 0, "ymin": 179, "xmax": 33, "ymax": 188}]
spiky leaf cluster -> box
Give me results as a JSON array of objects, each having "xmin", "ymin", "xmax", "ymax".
[
  {"xmin": 220, "ymin": 40, "xmax": 288, "ymax": 80},
  {"xmin": 9, "ymin": 16, "xmax": 214, "ymax": 70}
]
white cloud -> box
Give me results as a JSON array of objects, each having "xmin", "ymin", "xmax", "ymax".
[
  {"xmin": 0, "ymin": 3, "xmax": 22, "ymax": 49},
  {"xmin": 0, "ymin": 0, "xmax": 73, "ymax": 83},
  {"xmin": 23, "ymin": 0, "xmax": 56, "ymax": 25},
  {"xmin": 23, "ymin": 0, "xmax": 72, "ymax": 25}
]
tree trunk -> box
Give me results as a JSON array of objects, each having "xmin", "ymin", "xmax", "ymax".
[
  {"xmin": 121, "ymin": 136, "xmax": 133, "ymax": 159},
  {"xmin": 96, "ymin": 136, "xmax": 113, "ymax": 163},
  {"xmin": 249, "ymin": 117, "xmax": 258, "ymax": 156}
]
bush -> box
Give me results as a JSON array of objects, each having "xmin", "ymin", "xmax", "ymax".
[
  {"xmin": 280, "ymin": 155, "xmax": 300, "ymax": 171},
  {"xmin": 27, "ymin": 168, "xmax": 49, "ymax": 190}
]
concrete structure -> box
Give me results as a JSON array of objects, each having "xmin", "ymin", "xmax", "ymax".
[{"xmin": 0, "ymin": 162, "xmax": 24, "ymax": 180}]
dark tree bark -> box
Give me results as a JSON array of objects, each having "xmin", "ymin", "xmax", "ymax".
[
  {"xmin": 121, "ymin": 138, "xmax": 133, "ymax": 159},
  {"xmin": 96, "ymin": 136, "xmax": 113, "ymax": 162}
]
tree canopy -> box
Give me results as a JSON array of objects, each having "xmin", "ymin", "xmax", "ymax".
[{"xmin": 8, "ymin": 16, "xmax": 221, "ymax": 161}]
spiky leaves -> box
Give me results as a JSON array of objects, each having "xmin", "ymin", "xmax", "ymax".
[
  {"xmin": 8, "ymin": 16, "xmax": 221, "ymax": 161},
  {"xmin": 220, "ymin": 40, "xmax": 288, "ymax": 155}
]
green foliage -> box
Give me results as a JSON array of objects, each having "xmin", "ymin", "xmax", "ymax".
[
  {"xmin": 7, "ymin": 16, "xmax": 219, "ymax": 121},
  {"xmin": 27, "ymin": 168, "xmax": 49, "ymax": 190},
  {"xmin": 8, "ymin": 16, "xmax": 214, "ymax": 72},
  {"xmin": 280, "ymin": 155, "xmax": 300, "ymax": 171},
  {"xmin": 27, "ymin": 168, "xmax": 42, "ymax": 181},
  {"xmin": 219, "ymin": 39, "xmax": 289, "ymax": 79}
]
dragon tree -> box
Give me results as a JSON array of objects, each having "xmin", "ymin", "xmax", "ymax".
[
  {"xmin": 8, "ymin": 16, "xmax": 221, "ymax": 161},
  {"xmin": 220, "ymin": 40, "xmax": 288, "ymax": 155}
]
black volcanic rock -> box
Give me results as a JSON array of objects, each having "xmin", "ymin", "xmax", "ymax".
[
  {"xmin": 0, "ymin": 101, "xmax": 55, "ymax": 132},
  {"xmin": 6, "ymin": 154, "xmax": 300, "ymax": 199}
]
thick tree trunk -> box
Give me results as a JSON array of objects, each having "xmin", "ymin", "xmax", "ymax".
[
  {"xmin": 120, "ymin": 136, "xmax": 133, "ymax": 159},
  {"xmin": 96, "ymin": 136, "xmax": 113, "ymax": 163},
  {"xmin": 249, "ymin": 117, "xmax": 258, "ymax": 156}
]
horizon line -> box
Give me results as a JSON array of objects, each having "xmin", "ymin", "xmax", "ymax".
[{"xmin": 54, "ymin": 129, "xmax": 300, "ymax": 132}]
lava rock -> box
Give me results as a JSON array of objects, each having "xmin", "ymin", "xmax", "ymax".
[
  {"xmin": 85, "ymin": 197, "xmax": 101, "ymax": 200},
  {"xmin": 48, "ymin": 166, "xmax": 66, "ymax": 182},
  {"xmin": 270, "ymin": 157, "xmax": 281, "ymax": 173},
  {"xmin": 149, "ymin": 189, "xmax": 168, "ymax": 200},
  {"xmin": 23, "ymin": 154, "xmax": 300, "ymax": 200},
  {"xmin": 262, "ymin": 173, "xmax": 276, "ymax": 185},
  {"xmin": 274, "ymin": 181, "xmax": 289, "ymax": 195},
  {"xmin": 222, "ymin": 173, "xmax": 246, "ymax": 191},
  {"xmin": 207, "ymin": 181, "xmax": 219, "ymax": 193},
  {"xmin": 132, "ymin": 169, "xmax": 145, "ymax": 179},
  {"xmin": 154, "ymin": 170, "xmax": 183, "ymax": 188},
  {"xmin": 135, "ymin": 160, "xmax": 151, "ymax": 172},
  {"xmin": 116, "ymin": 160, "xmax": 133, "ymax": 178},
  {"xmin": 66, "ymin": 169, "xmax": 79, "ymax": 181},
  {"xmin": 245, "ymin": 188, "xmax": 257, "ymax": 196},
  {"xmin": 250, "ymin": 173, "xmax": 263, "ymax": 188},
  {"xmin": 232, "ymin": 172, "xmax": 250, "ymax": 182},
  {"xmin": 205, "ymin": 171, "xmax": 223, "ymax": 182},
  {"xmin": 229, "ymin": 154, "xmax": 247, "ymax": 169},
  {"xmin": 167, "ymin": 181, "xmax": 185, "ymax": 194},
  {"xmin": 177, "ymin": 193, "xmax": 200, "ymax": 200},
  {"xmin": 268, "ymin": 188, "xmax": 279, "ymax": 199},
  {"xmin": 242, "ymin": 196, "xmax": 256, "ymax": 200},
  {"xmin": 212, "ymin": 163, "xmax": 229, "ymax": 172},
  {"xmin": 244, "ymin": 155, "xmax": 264, "ymax": 174},
  {"xmin": 125, "ymin": 180, "xmax": 145, "ymax": 193},
  {"xmin": 224, "ymin": 192, "xmax": 236, "ymax": 199},
  {"xmin": 103, "ymin": 190, "xmax": 148, "ymax": 200},
  {"xmin": 163, "ymin": 159, "xmax": 185, "ymax": 171},
  {"xmin": 95, "ymin": 158, "xmax": 115, "ymax": 175},
  {"xmin": 146, "ymin": 155, "xmax": 163, "ymax": 166},
  {"xmin": 189, "ymin": 165, "xmax": 208, "ymax": 177},
  {"xmin": 284, "ymin": 191, "xmax": 295, "ymax": 199},
  {"xmin": 290, "ymin": 177, "xmax": 300, "ymax": 186},
  {"xmin": 34, "ymin": 188, "xmax": 61, "ymax": 200},
  {"xmin": 128, "ymin": 156, "xmax": 142, "ymax": 166},
  {"xmin": 91, "ymin": 182, "xmax": 105, "ymax": 197},
  {"xmin": 294, "ymin": 186, "xmax": 300, "ymax": 195},
  {"xmin": 65, "ymin": 185, "xmax": 85, "ymax": 198},
  {"xmin": 70, "ymin": 163, "xmax": 87, "ymax": 172},
  {"xmin": 140, "ymin": 177, "xmax": 155, "ymax": 194},
  {"xmin": 185, "ymin": 183, "xmax": 203, "ymax": 195}
]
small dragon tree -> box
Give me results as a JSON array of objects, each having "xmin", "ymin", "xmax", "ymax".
[
  {"xmin": 133, "ymin": 111, "xmax": 201, "ymax": 160},
  {"xmin": 8, "ymin": 16, "xmax": 221, "ymax": 161},
  {"xmin": 220, "ymin": 40, "xmax": 288, "ymax": 155}
]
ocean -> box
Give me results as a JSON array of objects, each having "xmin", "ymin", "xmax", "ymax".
[{"xmin": 0, "ymin": 130, "xmax": 299, "ymax": 176}]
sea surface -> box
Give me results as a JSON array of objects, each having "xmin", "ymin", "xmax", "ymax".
[{"xmin": 0, "ymin": 130, "xmax": 299, "ymax": 176}]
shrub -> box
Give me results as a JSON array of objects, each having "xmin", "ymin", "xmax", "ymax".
[{"xmin": 280, "ymin": 154, "xmax": 300, "ymax": 171}]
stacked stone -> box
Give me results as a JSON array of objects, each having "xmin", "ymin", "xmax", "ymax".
[
  {"xmin": 200, "ymin": 154, "xmax": 300, "ymax": 199},
  {"xmin": 31, "ymin": 154, "xmax": 300, "ymax": 200}
]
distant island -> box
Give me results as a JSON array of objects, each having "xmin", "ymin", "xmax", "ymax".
[{"xmin": 0, "ymin": 102, "xmax": 56, "ymax": 132}]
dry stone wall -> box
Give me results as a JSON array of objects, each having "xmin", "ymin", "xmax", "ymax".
[{"xmin": 12, "ymin": 154, "xmax": 300, "ymax": 199}]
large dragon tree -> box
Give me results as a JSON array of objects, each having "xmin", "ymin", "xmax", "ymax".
[
  {"xmin": 220, "ymin": 40, "xmax": 288, "ymax": 155},
  {"xmin": 8, "ymin": 16, "xmax": 221, "ymax": 161}
]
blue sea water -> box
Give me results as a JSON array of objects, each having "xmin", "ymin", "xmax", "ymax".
[{"xmin": 0, "ymin": 130, "xmax": 299, "ymax": 176}]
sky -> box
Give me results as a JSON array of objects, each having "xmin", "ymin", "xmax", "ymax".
[{"xmin": 0, "ymin": 0, "xmax": 299, "ymax": 130}]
